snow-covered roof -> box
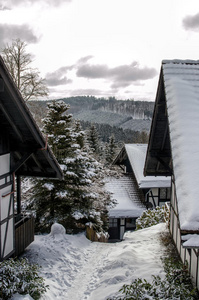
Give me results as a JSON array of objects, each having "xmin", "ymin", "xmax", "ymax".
[
  {"xmin": 105, "ymin": 176, "xmax": 145, "ymax": 218},
  {"xmin": 125, "ymin": 144, "xmax": 171, "ymax": 188},
  {"xmin": 163, "ymin": 60, "xmax": 199, "ymax": 231}
]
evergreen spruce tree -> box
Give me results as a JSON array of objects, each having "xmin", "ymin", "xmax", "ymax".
[
  {"xmin": 31, "ymin": 100, "xmax": 111, "ymax": 234},
  {"xmin": 87, "ymin": 124, "xmax": 100, "ymax": 155},
  {"xmin": 30, "ymin": 101, "xmax": 74, "ymax": 232},
  {"xmin": 105, "ymin": 134, "xmax": 118, "ymax": 165}
]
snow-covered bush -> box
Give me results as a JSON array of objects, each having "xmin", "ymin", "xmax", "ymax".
[
  {"xmin": 0, "ymin": 258, "xmax": 48, "ymax": 300},
  {"xmin": 108, "ymin": 256, "xmax": 198, "ymax": 300},
  {"xmin": 136, "ymin": 204, "xmax": 169, "ymax": 230}
]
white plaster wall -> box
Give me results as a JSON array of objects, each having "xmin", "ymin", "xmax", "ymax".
[
  {"xmin": 1, "ymin": 219, "xmax": 14, "ymax": 258},
  {"xmin": 0, "ymin": 153, "xmax": 10, "ymax": 186}
]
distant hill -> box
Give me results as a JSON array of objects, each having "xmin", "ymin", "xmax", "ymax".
[
  {"xmin": 59, "ymin": 96, "xmax": 154, "ymax": 119},
  {"xmin": 58, "ymin": 96, "xmax": 154, "ymax": 131},
  {"xmin": 28, "ymin": 96, "xmax": 154, "ymax": 143}
]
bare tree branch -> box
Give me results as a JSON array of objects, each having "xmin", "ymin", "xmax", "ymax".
[{"xmin": 1, "ymin": 38, "xmax": 48, "ymax": 101}]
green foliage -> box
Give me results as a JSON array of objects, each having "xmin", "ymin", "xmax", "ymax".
[
  {"xmin": 104, "ymin": 135, "xmax": 118, "ymax": 165},
  {"xmin": 0, "ymin": 258, "xmax": 48, "ymax": 300},
  {"xmin": 107, "ymin": 257, "xmax": 198, "ymax": 300},
  {"xmin": 30, "ymin": 100, "xmax": 112, "ymax": 234},
  {"xmin": 136, "ymin": 205, "xmax": 169, "ymax": 230}
]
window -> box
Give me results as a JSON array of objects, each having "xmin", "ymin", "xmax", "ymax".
[
  {"xmin": 159, "ymin": 188, "xmax": 171, "ymax": 200},
  {"xmin": 109, "ymin": 218, "xmax": 118, "ymax": 227},
  {"xmin": 125, "ymin": 218, "xmax": 136, "ymax": 229}
]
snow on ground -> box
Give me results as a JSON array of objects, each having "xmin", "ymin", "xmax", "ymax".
[{"xmin": 17, "ymin": 223, "xmax": 168, "ymax": 300}]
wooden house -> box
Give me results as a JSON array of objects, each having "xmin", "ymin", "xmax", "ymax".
[
  {"xmin": 0, "ymin": 56, "xmax": 63, "ymax": 261},
  {"xmin": 144, "ymin": 59, "xmax": 199, "ymax": 289},
  {"xmin": 113, "ymin": 144, "xmax": 171, "ymax": 208},
  {"xmin": 106, "ymin": 144, "xmax": 171, "ymax": 240},
  {"xmin": 105, "ymin": 174, "xmax": 146, "ymax": 240}
]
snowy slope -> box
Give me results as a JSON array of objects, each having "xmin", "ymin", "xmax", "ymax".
[{"xmin": 14, "ymin": 223, "xmax": 168, "ymax": 300}]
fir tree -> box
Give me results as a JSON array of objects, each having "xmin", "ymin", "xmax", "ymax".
[
  {"xmin": 30, "ymin": 100, "xmax": 111, "ymax": 233},
  {"xmin": 105, "ymin": 134, "xmax": 118, "ymax": 165},
  {"xmin": 87, "ymin": 124, "xmax": 100, "ymax": 155}
]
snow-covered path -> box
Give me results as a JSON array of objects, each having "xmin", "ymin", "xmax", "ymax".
[
  {"xmin": 21, "ymin": 223, "xmax": 168, "ymax": 300},
  {"xmin": 66, "ymin": 242, "xmax": 113, "ymax": 300}
]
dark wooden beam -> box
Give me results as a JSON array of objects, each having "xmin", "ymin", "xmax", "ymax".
[
  {"xmin": 156, "ymin": 156, "xmax": 173, "ymax": 174},
  {"xmin": 16, "ymin": 176, "xmax": 21, "ymax": 216},
  {"xmin": 11, "ymin": 152, "xmax": 33, "ymax": 173},
  {"xmin": 0, "ymin": 78, "xmax": 4, "ymax": 92},
  {"xmin": 0, "ymin": 101, "xmax": 24, "ymax": 142}
]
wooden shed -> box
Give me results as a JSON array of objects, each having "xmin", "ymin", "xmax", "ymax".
[
  {"xmin": 0, "ymin": 56, "xmax": 63, "ymax": 261},
  {"xmin": 144, "ymin": 59, "xmax": 199, "ymax": 289}
]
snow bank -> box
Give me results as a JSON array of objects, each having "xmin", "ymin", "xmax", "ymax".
[
  {"xmin": 11, "ymin": 294, "xmax": 33, "ymax": 300},
  {"xmin": 50, "ymin": 223, "xmax": 66, "ymax": 236},
  {"xmin": 22, "ymin": 223, "xmax": 167, "ymax": 300}
]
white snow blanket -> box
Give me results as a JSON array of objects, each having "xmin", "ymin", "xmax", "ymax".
[{"xmin": 19, "ymin": 223, "xmax": 167, "ymax": 300}]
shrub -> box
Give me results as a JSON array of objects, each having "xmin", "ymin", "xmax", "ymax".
[
  {"xmin": 107, "ymin": 256, "xmax": 198, "ymax": 300},
  {"xmin": 0, "ymin": 258, "xmax": 48, "ymax": 300},
  {"xmin": 136, "ymin": 205, "xmax": 169, "ymax": 230}
]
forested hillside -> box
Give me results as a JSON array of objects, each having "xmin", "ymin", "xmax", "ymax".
[{"xmin": 28, "ymin": 96, "xmax": 154, "ymax": 144}]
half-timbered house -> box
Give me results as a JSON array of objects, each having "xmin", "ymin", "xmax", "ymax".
[
  {"xmin": 105, "ymin": 174, "xmax": 145, "ymax": 240},
  {"xmin": 106, "ymin": 144, "xmax": 171, "ymax": 240},
  {"xmin": 113, "ymin": 144, "xmax": 171, "ymax": 208},
  {"xmin": 144, "ymin": 59, "xmax": 199, "ymax": 289},
  {"xmin": 0, "ymin": 56, "xmax": 63, "ymax": 261}
]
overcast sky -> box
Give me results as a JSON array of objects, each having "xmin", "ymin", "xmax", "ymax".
[{"xmin": 0, "ymin": 0, "xmax": 199, "ymax": 101}]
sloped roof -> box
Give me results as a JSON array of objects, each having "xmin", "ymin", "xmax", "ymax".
[
  {"xmin": 0, "ymin": 56, "xmax": 63, "ymax": 179},
  {"xmin": 114, "ymin": 144, "xmax": 170, "ymax": 188},
  {"xmin": 105, "ymin": 175, "xmax": 145, "ymax": 218},
  {"xmin": 144, "ymin": 59, "xmax": 199, "ymax": 231},
  {"xmin": 126, "ymin": 144, "xmax": 170, "ymax": 188}
]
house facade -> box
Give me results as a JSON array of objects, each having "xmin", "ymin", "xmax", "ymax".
[
  {"xmin": 0, "ymin": 56, "xmax": 63, "ymax": 261},
  {"xmin": 144, "ymin": 60, "xmax": 199, "ymax": 289},
  {"xmin": 105, "ymin": 174, "xmax": 146, "ymax": 240},
  {"xmin": 113, "ymin": 144, "xmax": 171, "ymax": 208},
  {"xmin": 106, "ymin": 144, "xmax": 171, "ymax": 240}
]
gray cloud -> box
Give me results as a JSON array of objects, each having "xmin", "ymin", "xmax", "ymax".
[
  {"xmin": 0, "ymin": 0, "xmax": 71, "ymax": 9},
  {"xmin": 183, "ymin": 12, "xmax": 199, "ymax": 31},
  {"xmin": 77, "ymin": 55, "xmax": 93, "ymax": 64},
  {"xmin": 69, "ymin": 88, "xmax": 113, "ymax": 97},
  {"xmin": 0, "ymin": 4, "xmax": 10, "ymax": 10},
  {"xmin": 0, "ymin": 24, "xmax": 39, "ymax": 47},
  {"xmin": 77, "ymin": 64, "xmax": 109, "ymax": 79},
  {"xmin": 76, "ymin": 61, "xmax": 157, "ymax": 89},
  {"xmin": 45, "ymin": 66, "xmax": 73, "ymax": 86}
]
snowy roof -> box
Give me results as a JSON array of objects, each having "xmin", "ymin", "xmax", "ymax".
[
  {"xmin": 0, "ymin": 56, "xmax": 63, "ymax": 180},
  {"xmin": 163, "ymin": 60, "xmax": 199, "ymax": 231},
  {"xmin": 105, "ymin": 175, "xmax": 145, "ymax": 218},
  {"xmin": 125, "ymin": 144, "xmax": 171, "ymax": 188},
  {"xmin": 145, "ymin": 59, "xmax": 199, "ymax": 232}
]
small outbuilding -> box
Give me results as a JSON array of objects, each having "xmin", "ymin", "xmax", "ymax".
[
  {"xmin": 144, "ymin": 59, "xmax": 199, "ymax": 289},
  {"xmin": 0, "ymin": 56, "xmax": 63, "ymax": 261}
]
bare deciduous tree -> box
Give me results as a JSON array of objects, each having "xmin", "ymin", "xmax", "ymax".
[{"xmin": 1, "ymin": 39, "xmax": 48, "ymax": 101}]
